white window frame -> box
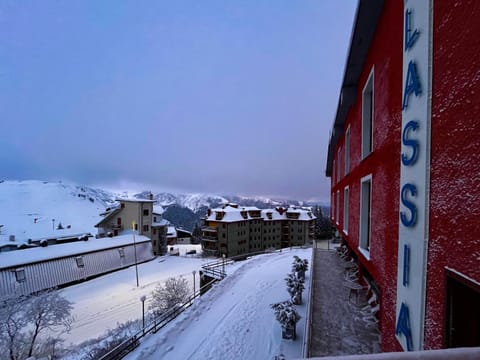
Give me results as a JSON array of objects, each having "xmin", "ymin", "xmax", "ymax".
[
  {"xmin": 75, "ymin": 256, "xmax": 85, "ymax": 268},
  {"xmin": 332, "ymin": 159, "xmax": 336, "ymax": 184},
  {"xmin": 343, "ymin": 186, "xmax": 349, "ymax": 234},
  {"xmin": 331, "ymin": 192, "xmax": 335, "ymax": 220},
  {"xmin": 359, "ymin": 174, "xmax": 372, "ymax": 260},
  {"xmin": 362, "ymin": 68, "xmax": 374, "ymax": 159},
  {"xmin": 14, "ymin": 268, "xmax": 26, "ymax": 282},
  {"xmin": 337, "ymin": 147, "xmax": 341, "ymax": 180},
  {"xmin": 345, "ymin": 126, "xmax": 350, "ymax": 174},
  {"xmin": 336, "ymin": 190, "xmax": 340, "ymax": 225}
]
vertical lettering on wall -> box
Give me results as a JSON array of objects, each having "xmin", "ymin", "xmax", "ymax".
[
  {"xmin": 405, "ymin": 9, "xmax": 419, "ymax": 50},
  {"xmin": 403, "ymin": 244, "xmax": 410, "ymax": 287},
  {"xmin": 402, "ymin": 120, "xmax": 420, "ymax": 166},
  {"xmin": 400, "ymin": 184, "xmax": 417, "ymax": 227},
  {"xmin": 396, "ymin": 1, "xmax": 432, "ymax": 352},
  {"xmin": 396, "ymin": 303, "xmax": 413, "ymax": 351},
  {"xmin": 402, "ymin": 61, "xmax": 422, "ymax": 109}
]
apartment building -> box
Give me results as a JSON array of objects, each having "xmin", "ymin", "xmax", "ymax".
[
  {"xmin": 95, "ymin": 197, "xmax": 168, "ymax": 255},
  {"xmin": 201, "ymin": 204, "xmax": 315, "ymax": 257}
]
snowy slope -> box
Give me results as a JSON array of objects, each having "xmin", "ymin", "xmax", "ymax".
[
  {"xmin": 60, "ymin": 246, "xmax": 207, "ymax": 345},
  {"xmin": 130, "ymin": 248, "xmax": 312, "ymax": 360},
  {"xmin": 0, "ymin": 180, "xmax": 116, "ymax": 244}
]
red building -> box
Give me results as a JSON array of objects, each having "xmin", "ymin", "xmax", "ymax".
[{"xmin": 326, "ymin": 0, "xmax": 480, "ymax": 352}]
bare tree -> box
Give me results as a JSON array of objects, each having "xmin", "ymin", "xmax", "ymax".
[
  {"xmin": 0, "ymin": 290, "xmax": 73, "ymax": 360},
  {"xmin": 0, "ymin": 295, "xmax": 28, "ymax": 360},
  {"xmin": 149, "ymin": 277, "xmax": 189, "ymax": 316}
]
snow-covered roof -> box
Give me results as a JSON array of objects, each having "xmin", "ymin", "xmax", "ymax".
[
  {"xmin": 116, "ymin": 198, "xmax": 155, "ymax": 203},
  {"xmin": 95, "ymin": 208, "xmax": 121, "ymax": 227},
  {"xmin": 152, "ymin": 219, "xmax": 169, "ymax": 227},
  {"xmin": 167, "ymin": 226, "xmax": 177, "ymax": 237},
  {"xmin": 0, "ymin": 234, "xmax": 151, "ymax": 269},
  {"xmin": 205, "ymin": 204, "xmax": 315, "ymax": 223},
  {"xmin": 203, "ymin": 204, "xmax": 264, "ymax": 223},
  {"xmin": 153, "ymin": 205, "xmax": 164, "ymax": 215}
]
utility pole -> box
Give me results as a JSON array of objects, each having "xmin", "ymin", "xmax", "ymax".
[
  {"xmin": 140, "ymin": 295, "xmax": 146, "ymax": 335},
  {"xmin": 133, "ymin": 222, "xmax": 139, "ymax": 287}
]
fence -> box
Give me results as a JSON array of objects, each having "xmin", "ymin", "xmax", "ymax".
[
  {"xmin": 98, "ymin": 277, "xmax": 218, "ymax": 360},
  {"xmin": 98, "ymin": 247, "xmax": 290, "ymax": 360}
]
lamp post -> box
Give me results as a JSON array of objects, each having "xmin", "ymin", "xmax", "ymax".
[
  {"xmin": 140, "ymin": 295, "xmax": 146, "ymax": 335},
  {"xmin": 133, "ymin": 222, "xmax": 139, "ymax": 287},
  {"xmin": 52, "ymin": 219, "xmax": 55, "ymax": 231},
  {"xmin": 192, "ymin": 270, "xmax": 197, "ymax": 296},
  {"xmin": 222, "ymin": 253, "xmax": 226, "ymax": 276}
]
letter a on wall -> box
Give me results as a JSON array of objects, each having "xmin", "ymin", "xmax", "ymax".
[{"xmin": 396, "ymin": 303, "xmax": 413, "ymax": 351}]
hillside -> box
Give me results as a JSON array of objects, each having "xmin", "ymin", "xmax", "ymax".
[
  {"xmin": 0, "ymin": 181, "xmax": 329, "ymax": 242},
  {"xmin": 0, "ymin": 180, "xmax": 116, "ymax": 244}
]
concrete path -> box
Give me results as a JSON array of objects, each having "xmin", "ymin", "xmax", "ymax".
[{"xmin": 308, "ymin": 243, "xmax": 381, "ymax": 357}]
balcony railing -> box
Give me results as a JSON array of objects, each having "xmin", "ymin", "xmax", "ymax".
[{"xmin": 202, "ymin": 236, "xmax": 218, "ymax": 242}]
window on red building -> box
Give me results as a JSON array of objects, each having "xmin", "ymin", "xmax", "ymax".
[
  {"xmin": 345, "ymin": 127, "xmax": 350, "ymax": 174},
  {"xmin": 362, "ymin": 69, "xmax": 374, "ymax": 159},
  {"xmin": 360, "ymin": 175, "xmax": 372, "ymax": 257},
  {"xmin": 336, "ymin": 190, "xmax": 340, "ymax": 225},
  {"xmin": 343, "ymin": 186, "xmax": 349, "ymax": 234},
  {"xmin": 337, "ymin": 147, "xmax": 342, "ymax": 180}
]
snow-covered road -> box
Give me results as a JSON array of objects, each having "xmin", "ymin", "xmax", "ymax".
[
  {"xmin": 60, "ymin": 247, "xmax": 209, "ymax": 345},
  {"xmin": 130, "ymin": 248, "xmax": 312, "ymax": 360}
]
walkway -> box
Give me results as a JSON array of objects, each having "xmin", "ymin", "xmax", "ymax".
[{"xmin": 308, "ymin": 241, "xmax": 381, "ymax": 356}]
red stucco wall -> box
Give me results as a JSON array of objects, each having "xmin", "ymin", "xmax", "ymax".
[
  {"xmin": 425, "ymin": 0, "xmax": 480, "ymax": 349},
  {"xmin": 331, "ymin": 0, "xmax": 403, "ymax": 351}
]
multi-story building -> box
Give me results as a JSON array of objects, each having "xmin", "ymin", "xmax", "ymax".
[
  {"xmin": 326, "ymin": 0, "xmax": 480, "ymax": 351},
  {"xmin": 201, "ymin": 204, "xmax": 315, "ymax": 257},
  {"xmin": 95, "ymin": 197, "xmax": 168, "ymax": 255}
]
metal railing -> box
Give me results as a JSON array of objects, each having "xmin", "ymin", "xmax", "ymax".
[
  {"xmin": 98, "ymin": 278, "xmax": 218, "ymax": 360},
  {"xmin": 98, "ymin": 246, "xmax": 304, "ymax": 360}
]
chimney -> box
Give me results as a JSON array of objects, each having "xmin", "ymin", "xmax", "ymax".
[
  {"xmin": 207, "ymin": 208, "xmax": 212, "ymax": 216},
  {"xmin": 149, "ymin": 192, "xmax": 153, "ymax": 200}
]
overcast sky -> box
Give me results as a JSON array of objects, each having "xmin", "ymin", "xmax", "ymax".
[{"xmin": 0, "ymin": 1, "xmax": 357, "ymax": 202}]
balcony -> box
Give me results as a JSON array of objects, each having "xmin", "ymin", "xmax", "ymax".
[{"xmin": 202, "ymin": 236, "xmax": 218, "ymax": 242}]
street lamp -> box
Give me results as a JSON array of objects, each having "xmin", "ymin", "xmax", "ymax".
[
  {"xmin": 140, "ymin": 295, "xmax": 146, "ymax": 335},
  {"xmin": 192, "ymin": 270, "xmax": 197, "ymax": 296},
  {"xmin": 52, "ymin": 219, "xmax": 55, "ymax": 231},
  {"xmin": 133, "ymin": 222, "xmax": 139, "ymax": 287},
  {"xmin": 222, "ymin": 253, "xmax": 226, "ymax": 276}
]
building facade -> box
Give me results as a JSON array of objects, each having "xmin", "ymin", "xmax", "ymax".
[
  {"xmin": 326, "ymin": 0, "xmax": 480, "ymax": 351},
  {"xmin": 201, "ymin": 204, "xmax": 315, "ymax": 257},
  {"xmin": 0, "ymin": 235, "xmax": 154, "ymax": 297},
  {"xmin": 96, "ymin": 198, "xmax": 168, "ymax": 255}
]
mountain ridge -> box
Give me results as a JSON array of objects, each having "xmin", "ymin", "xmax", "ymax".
[{"xmin": 0, "ymin": 180, "xmax": 329, "ymax": 238}]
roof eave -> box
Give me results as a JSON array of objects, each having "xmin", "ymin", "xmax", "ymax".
[{"xmin": 325, "ymin": 0, "xmax": 384, "ymax": 176}]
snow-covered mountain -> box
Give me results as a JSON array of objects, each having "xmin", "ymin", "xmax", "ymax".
[
  {"xmin": 135, "ymin": 191, "xmax": 229, "ymax": 212},
  {"xmin": 0, "ymin": 180, "xmax": 118, "ymax": 244},
  {"xmin": 0, "ymin": 180, "xmax": 326, "ymax": 241},
  {"xmin": 135, "ymin": 191, "xmax": 304, "ymax": 212}
]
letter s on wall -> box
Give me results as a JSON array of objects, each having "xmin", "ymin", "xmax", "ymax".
[
  {"xmin": 401, "ymin": 120, "xmax": 420, "ymax": 166},
  {"xmin": 400, "ymin": 183, "xmax": 417, "ymax": 227}
]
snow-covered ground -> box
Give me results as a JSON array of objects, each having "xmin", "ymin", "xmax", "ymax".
[
  {"xmin": 128, "ymin": 248, "xmax": 312, "ymax": 360},
  {"xmin": 60, "ymin": 245, "xmax": 206, "ymax": 345},
  {"xmin": 0, "ymin": 180, "xmax": 114, "ymax": 245}
]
